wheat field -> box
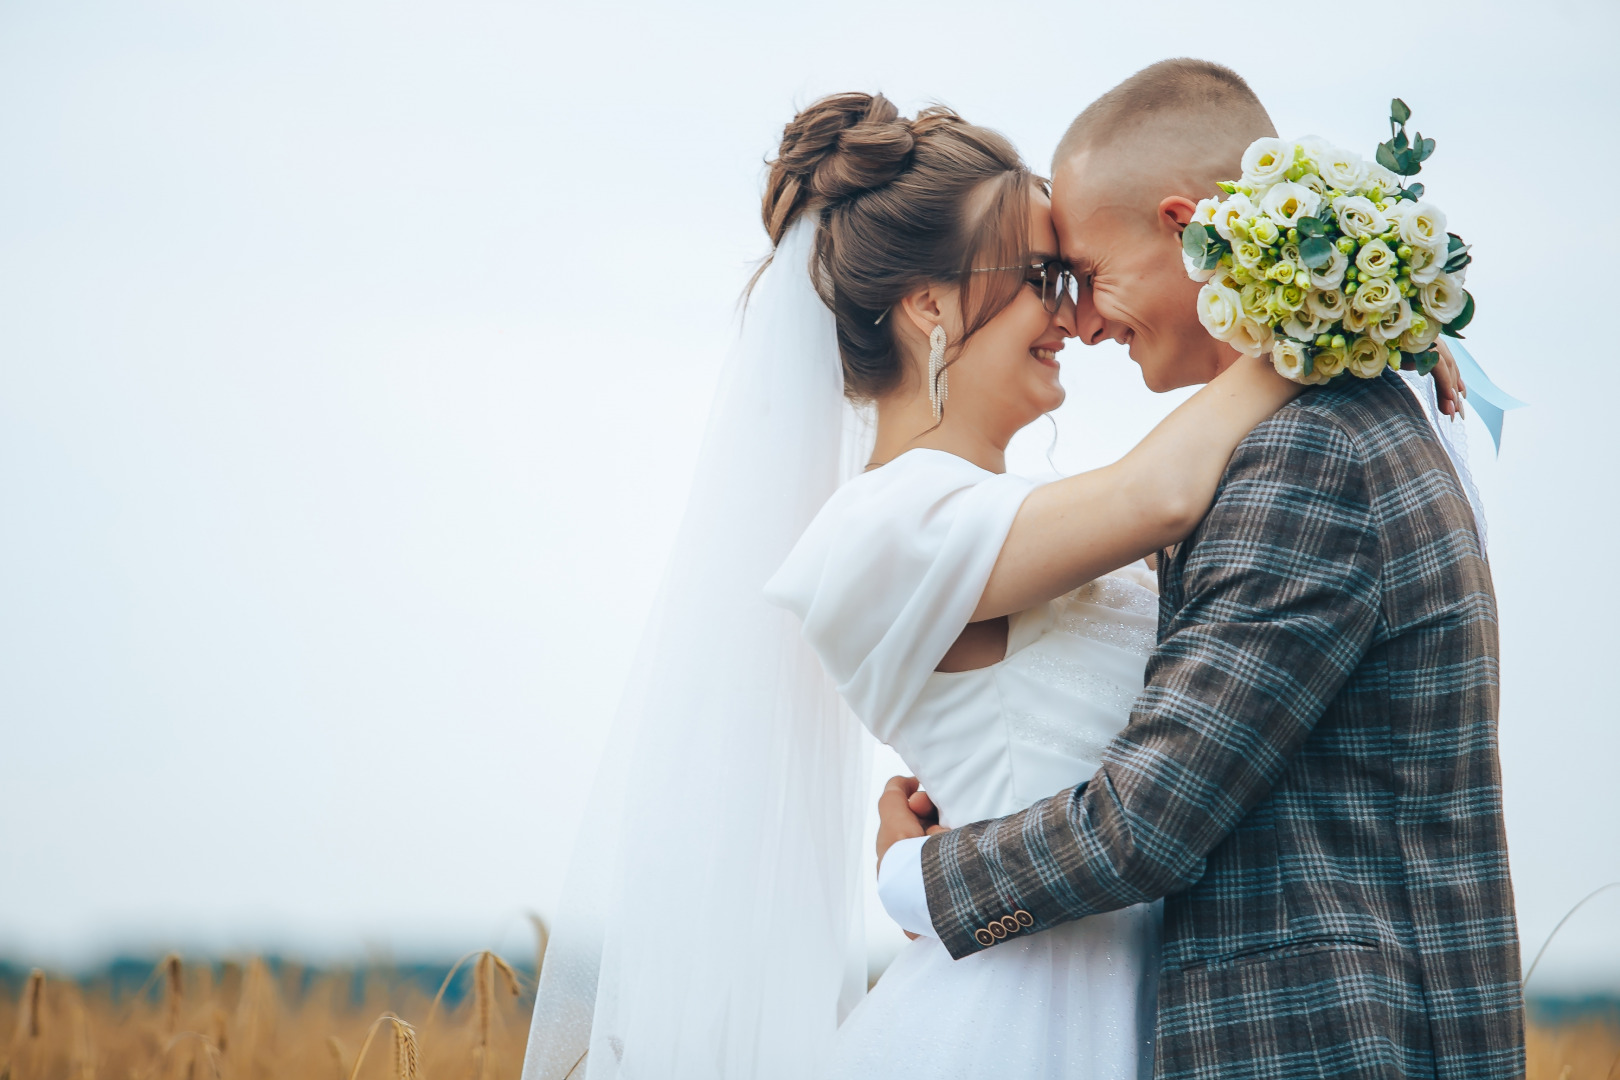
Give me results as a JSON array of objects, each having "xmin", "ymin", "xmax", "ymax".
[{"xmin": 1, "ymin": 947, "xmax": 1615, "ymax": 1079}]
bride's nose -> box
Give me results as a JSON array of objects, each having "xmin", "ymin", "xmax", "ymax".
[{"xmin": 1050, "ymin": 290, "xmax": 1079, "ymax": 339}]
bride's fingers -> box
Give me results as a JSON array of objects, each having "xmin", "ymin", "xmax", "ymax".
[
  {"xmin": 907, "ymin": 789, "xmax": 936, "ymax": 818},
  {"xmin": 925, "ymin": 824, "xmax": 948, "ymax": 836}
]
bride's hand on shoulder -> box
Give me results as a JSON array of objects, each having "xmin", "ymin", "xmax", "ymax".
[{"xmin": 1402, "ymin": 339, "xmax": 1467, "ymax": 418}]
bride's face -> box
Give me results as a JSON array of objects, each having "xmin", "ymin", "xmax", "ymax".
[{"xmin": 944, "ymin": 193, "xmax": 1076, "ymax": 436}]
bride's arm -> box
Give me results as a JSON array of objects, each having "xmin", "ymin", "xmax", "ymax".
[{"xmin": 973, "ymin": 351, "xmax": 1302, "ymax": 621}]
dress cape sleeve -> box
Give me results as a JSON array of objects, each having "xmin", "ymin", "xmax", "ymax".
[{"xmin": 764, "ymin": 451, "xmax": 1034, "ymax": 729}]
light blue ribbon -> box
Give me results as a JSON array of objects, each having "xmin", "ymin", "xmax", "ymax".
[{"xmin": 1442, "ymin": 335, "xmax": 1525, "ymax": 455}]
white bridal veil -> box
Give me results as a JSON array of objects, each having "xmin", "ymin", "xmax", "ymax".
[{"xmin": 522, "ymin": 217, "xmax": 873, "ymax": 1080}]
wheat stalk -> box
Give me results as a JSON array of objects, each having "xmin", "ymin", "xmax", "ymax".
[
  {"xmin": 346, "ymin": 1014, "xmax": 415, "ymax": 1080},
  {"xmin": 162, "ymin": 954, "xmax": 184, "ymax": 1035}
]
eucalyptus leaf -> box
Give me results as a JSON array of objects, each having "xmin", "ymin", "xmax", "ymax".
[
  {"xmin": 1447, "ymin": 233, "xmax": 1467, "ymax": 254},
  {"xmin": 1181, "ymin": 221, "xmax": 1208, "ymax": 258},
  {"xmin": 1407, "ymin": 182, "xmax": 1425, "ymax": 199},
  {"xmin": 1415, "ymin": 348, "xmax": 1440, "ymax": 377},
  {"xmin": 1391, "ymin": 98, "xmax": 1411, "ymax": 124},
  {"xmin": 1393, "ymin": 130, "xmax": 1410, "ymax": 152},
  {"xmin": 1417, "ymin": 136, "xmax": 1435, "ymax": 161},
  {"xmin": 1444, "ymin": 251, "xmax": 1473, "ymax": 274},
  {"xmin": 1299, "ymin": 236, "xmax": 1334, "ymax": 269},
  {"xmin": 1302, "ymin": 351, "xmax": 1315, "ymax": 377},
  {"xmin": 1376, "ymin": 143, "xmax": 1400, "ymax": 172},
  {"xmin": 1442, "ymin": 291, "xmax": 1476, "ymax": 334},
  {"xmin": 1297, "ymin": 217, "xmax": 1326, "ymax": 238}
]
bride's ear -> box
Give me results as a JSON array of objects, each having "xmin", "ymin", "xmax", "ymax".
[{"xmin": 898, "ymin": 286, "xmax": 949, "ymax": 343}]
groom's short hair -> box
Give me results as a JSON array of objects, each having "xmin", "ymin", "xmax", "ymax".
[{"xmin": 1055, "ymin": 59, "xmax": 1274, "ymax": 184}]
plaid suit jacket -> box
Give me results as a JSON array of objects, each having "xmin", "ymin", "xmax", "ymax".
[{"xmin": 920, "ymin": 371, "xmax": 1524, "ymax": 1079}]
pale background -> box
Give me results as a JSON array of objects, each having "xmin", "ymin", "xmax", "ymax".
[{"xmin": 1, "ymin": 0, "xmax": 1616, "ymax": 992}]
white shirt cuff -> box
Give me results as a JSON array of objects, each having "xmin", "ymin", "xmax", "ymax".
[{"xmin": 877, "ymin": 835, "xmax": 935, "ymax": 938}]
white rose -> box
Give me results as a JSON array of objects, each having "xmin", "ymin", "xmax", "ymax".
[
  {"xmin": 1355, "ymin": 238, "xmax": 1398, "ymax": 279},
  {"xmin": 1398, "ymin": 313, "xmax": 1441, "ymax": 353},
  {"xmin": 1211, "ymin": 193, "xmax": 1255, "ymax": 240},
  {"xmin": 1297, "ymin": 171, "xmax": 1327, "ymax": 196},
  {"xmin": 1295, "ymin": 135, "xmax": 1332, "ymax": 166},
  {"xmin": 1394, "ymin": 200, "xmax": 1447, "ymax": 251},
  {"xmin": 1341, "ymin": 305, "xmax": 1370, "ymax": 333},
  {"xmin": 1346, "ymin": 335, "xmax": 1392, "ymax": 379},
  {"xmin": 1334, "ymin": 196, "xmax": 1387, "ymax": 240},
  {"xmin": 1419, "ymin": 272, "xmax": 1468, "ymax": 323},
  {"xmin": 1250, "ymin": 216, "xmax": 1282, "ymax": 246},
  {"xmin": 1315, "ymin": 146, "xmax": 1367, "ymax": 192},
  {"xmin": 1183, "ymin": 251, "xmax": 1219, "ymax": 282},
  {"xmin": 1241, "ymin": 137, "xmax": 1296, "ymax": 189},
  {"xmin": 1309, "ymin": 245, "xmax": 1349, "ymax": 290},
  {"xmin": 1233, "ymin": 240, "xmax": 1268, "ymax": 274},
  {"xmin": 1271, "ymin": 338, "xmax": 1330, "ymax": 385},
  {"xmin": 1367, "ymin": 298, "xmax": 1415, "ymax": 345},
  {"xmin": 1192, "ymin": 197, "xmax": 1222, "ymax": 227},
  {"xmin": 1350, "ymin": 277, "xmax": 1400, "ymax": 315},
  {"xmin": 1260, "ymin": 181, "xmax": 1322, "ymax": 227},
  {"xmin": 1282, "ymin": 311, "xmax": 1324, "ymax": 342},
  {"xmin": 1361, "ymin": 163, "xmax": 1404, "ymax": 199},
  {"xmin": 1308, "ymin": 288, "xmax": 1347, "ymax": 321},
  {"xmin": 1196, "ymin": 282, "xmax": 1243, "ymax": 340},
  {"xmin": 1314, "ymin": 343, "xmax": 1349, "ymax": 379},
  {"xmin": 1229, "ymin": 318, "xmax": 1275, "ymax": 358},
  {"xmin": 1406, "ymin": 243, "xmax": 1443, "ymax": 285},
  {"xmin": 1239, "ymin": 281, "xmax": 1273, "ymax": 322}
]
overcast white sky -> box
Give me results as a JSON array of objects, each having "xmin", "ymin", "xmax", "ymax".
[{"xmin": 2, "ymin": 0, "xmax": 1616, "ymax": 992}]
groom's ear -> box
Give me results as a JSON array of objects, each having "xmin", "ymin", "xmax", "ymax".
[{"xmin": 1158, "ymin": 196, "xmax": 1199, "ymax": 238}]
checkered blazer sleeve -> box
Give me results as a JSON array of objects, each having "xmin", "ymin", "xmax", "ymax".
[{"xmin": 920, "ymin": 408, "xmax": 1385, "ymax": 959}]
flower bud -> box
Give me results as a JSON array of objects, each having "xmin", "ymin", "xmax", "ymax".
[
  {"xmin": 1316, "ymin": 334, "xmax": 1333, "ymax": 348},
  {"xmin": 1332, "ymin": 335, "xmax": 1347, "ymax": 349},
  {"xmin": 1337, "ymin": 237, "xmax": 1357, "ymax": 254},
  {"xmin": 1288, "ymin": 228, "xmax": 1300, "ymax": 243},
  {"xmin": 1397, "ymin": 244, "xmax": 1413, "ymax": 260},
  {"xmin": 1346, "ymin": 280, "xmax": 1358, "ymax": 294},
  {"xmin": 1345, "ymin": 268, "xmax": 1358, "ymax": 282}
]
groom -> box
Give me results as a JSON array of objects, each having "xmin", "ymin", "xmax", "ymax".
[{"xmin": 876, "ymin": 60, "xmax": 1525, "ymax": 1077}]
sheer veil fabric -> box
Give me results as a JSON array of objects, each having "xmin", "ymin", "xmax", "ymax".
[{"xmin": 522, "ymin": 218, "xmax": 874, "ymax": 1080}]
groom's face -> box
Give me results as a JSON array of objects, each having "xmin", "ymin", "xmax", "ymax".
[{"xmin": 1052, "ymin": 157, "xmax": 1233, "ymax": 392}]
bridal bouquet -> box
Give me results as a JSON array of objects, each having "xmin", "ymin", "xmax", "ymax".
[{"xmin": 1182, "ymin": 100, "xmax": 1475, "ymax": 385}]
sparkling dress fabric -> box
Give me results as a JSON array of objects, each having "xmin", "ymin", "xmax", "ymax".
[{"xmin": 767, "ymin": 449, "xmax": 1161, "ymax": 1080}]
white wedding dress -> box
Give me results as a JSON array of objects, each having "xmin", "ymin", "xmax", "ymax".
[{"xmin": 767, "ymin": 447, "xmax": 1162, "ymax": 1080}]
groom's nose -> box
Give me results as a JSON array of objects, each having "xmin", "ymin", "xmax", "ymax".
[{"xmin": 1071, "ymin": 288, "xmax": 1113, "ymax": 346}]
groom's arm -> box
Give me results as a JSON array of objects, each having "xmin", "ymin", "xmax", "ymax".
[{"xmin": 916, "ymin": 407, "xmax": 1383, "ymax": 959}]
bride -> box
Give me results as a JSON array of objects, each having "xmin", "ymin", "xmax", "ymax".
[{"xmin": 522, "ymin": 93, "xmax": 1448, "ymax": 1079}]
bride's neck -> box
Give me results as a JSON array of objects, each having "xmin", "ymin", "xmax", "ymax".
[{"xmin": 870, "ymin": 394, "xmax": 1009, "ymax": 474}]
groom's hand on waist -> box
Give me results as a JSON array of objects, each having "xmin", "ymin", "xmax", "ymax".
[
  {"xmin": 877, "ymin": 776, "xmax": 946, "ymax": 940},
  {"xmin": 876, "ymin": 775, "xmax": 944, "ymax": 868}
]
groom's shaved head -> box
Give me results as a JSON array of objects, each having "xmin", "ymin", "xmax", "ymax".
[
  {"xmin": 1054, "ymin": 59, "xmax": 1275, "ymax": 202},
  {"xmin": 1052, "ymin": 61, "xmax": 1276, "ymax": 393}
]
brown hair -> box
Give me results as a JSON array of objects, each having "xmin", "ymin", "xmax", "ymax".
[
  {"xmin": 760, "ymin": 92, "xmax": 1038, "ymax": 401},
  {"xmin": 1053, "ymin": 59, "xmax": 1273, "ymax": 171}
]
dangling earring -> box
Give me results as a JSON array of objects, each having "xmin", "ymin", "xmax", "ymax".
[{"xmin": 928, "ymin": 325, "xmax": 948, "ymax": 422}]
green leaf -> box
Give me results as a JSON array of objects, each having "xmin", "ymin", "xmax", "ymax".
[
  {"xmin": 1180, "ymin": 221, "xmax": 1226, "ymax": 270},
  {"xmin": 1391, "ymin": 98, "xmax": 1411, "ymax": 125},
  {"xmin": 1414, "ymin": 348, "xmax": 1440, "ymax": 377},
  {"xmin": 1297, "ymin": 216, "xmax": 1326, "ymax": 238},
  {"xmin": 1376, "ymin": 143, "xmax": 1401, "ymax": 172},
  {"xmin": 1299, "ymin": 235, "xmax": 1334, "ymax": 269},
  {"xmin": 1442, "ymin": 291, "xmax": 1476, "ymax": 334},
  {"xmin": 1417, "ymin": 136, "xmax": 1435, "ymax": 161},
  {"xmin": 1447, "ymin": 233, "xmax": 1467, "ymax": 254},
  {"xmin": 1301, "ymin": 350, "xmax": 1315, "ymax": 377},
  {"xmin": 1392, "ymin": 130, "xmax": 1410, "ymax": 152},
  {"xmin": 1444, "ymin": 251, "xmax": 1473, "ymax": 274},
  {"xmin": 1406, "ymin": 182, "xmax": 1426, "ymax": 200}
]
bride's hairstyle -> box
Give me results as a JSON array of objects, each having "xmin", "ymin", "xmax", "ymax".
[{"xmin": 761, "ymin": 92, "xmax": 1039, "ymax": 401}]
